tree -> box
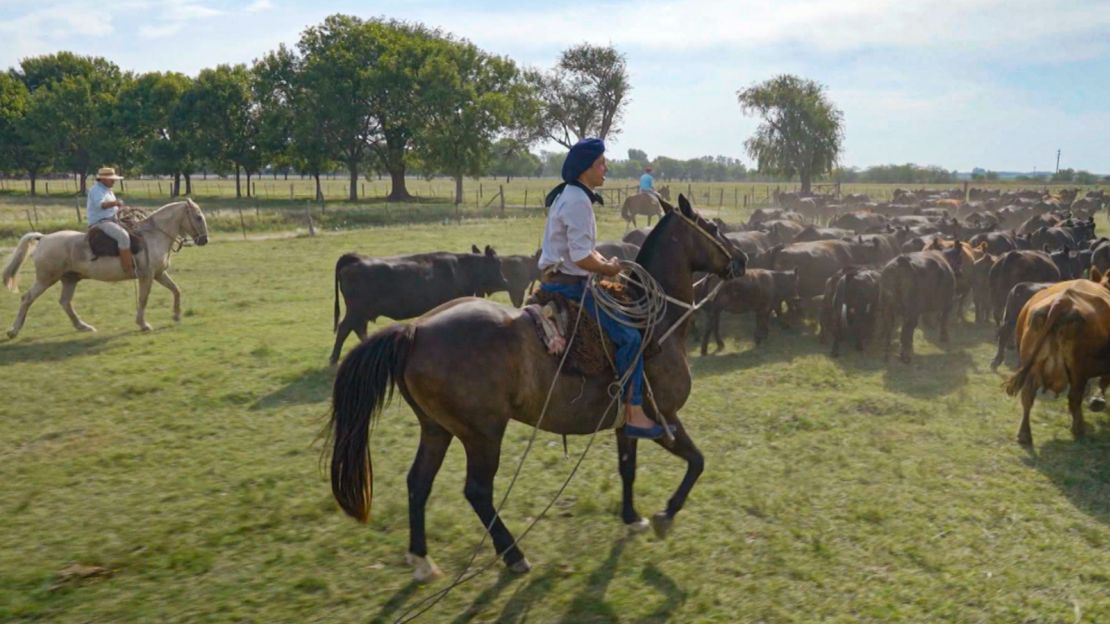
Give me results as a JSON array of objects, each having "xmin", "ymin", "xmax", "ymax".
[
  {"xmin": 0, "ymin": 73, "xmax": 29, "ymax": 172},
  {"xmin": 0, "ymin": 73, "xmax": 53, "ymax": 193},
  {"xmin": 535, "ymin": 43, "xmax": 630, "ymax": 148},
  {"xmin": 416, "ymin": 39, "xmax": 532, "ymax": 203},
  {"xmin": 737, "ymin": 75, "xmax": 843, "ymax": 194},
  {"xmin": 253, "ymin": 45, "xmax": 334, "ymax": 201},
  {"xmin": 1051, "ymin": 168, "xmax": 1075, "ymax": 183},
  {"xmin": 190, "ymin": 64, "xmax": 259, "ymax": 198},
  {"xmin": 1075, "ymin": 170, "xmax": 1098, "ymax": 185},
  {"xmin": 296, "ymin": 15, "xmax": 385, "ymax": 202},
  {"xmin": 15, "ymin": 53, "xmax": 125, "ymax": 194},
  {"xmin": 628, "ymin": 148, "xmax": 648, "ymax": 162},
  {"xmin": 117, "ymin": 71, "xmax": 198, "ymax": 195}
]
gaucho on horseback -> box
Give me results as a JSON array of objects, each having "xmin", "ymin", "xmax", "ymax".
[
  {"xmin": 538, "ymin": 138, "xmax": 668, "ymax": 439},
  {"xmin": 87, "ymin": 167, "xmax": 135, "ymax": 276}
]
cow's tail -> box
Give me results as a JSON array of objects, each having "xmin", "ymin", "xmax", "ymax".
[
  {"xmin": 2, "ymin": 232, "xmax": 43, "ymax": 293},
  {"xmin": 1005, "ymin": 296, "xmax": 1072, "ymax": 396},
  {"xmin": 333, "ymin": 253, "xmax": 361, "ymax": 332},
  {"xmin": 326, "ymin": 323, "xmax": 414, "ymax": 523},
  {"xmin": 833, "ymin": 267, "xmax": 856, "ymax": 328}
]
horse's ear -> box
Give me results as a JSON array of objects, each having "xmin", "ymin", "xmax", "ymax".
[
  {"xmin": 485, "ymin": 245, "xmax": 497, "ymax": 258},
  {"xmin": 471, "ymin": 244, "xmax": 481, "ymax": 254},
  {"xmin": 678, "ymin": 194, "xmax": 693, "ymax": 218},
  {"xmin": 1092, "ymin": 266, "xmax": 1103, "ymax": 283}
]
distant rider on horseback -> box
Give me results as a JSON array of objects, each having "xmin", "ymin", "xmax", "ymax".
[
  {"xmin": 639, "ymin": 165, "xmax": 656, "ymax": 195},
  {"xmin": 87, "ymin": 166, "xmax": 135, "ymax": 276},
  {"xmin": 538, "ymin": 138, "xmax": 670, "ymax": 439}
]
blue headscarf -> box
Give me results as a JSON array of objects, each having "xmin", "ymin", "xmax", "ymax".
[{"xmin": 545, "ymin": 138, "xmax": 606, "ymax": 207}]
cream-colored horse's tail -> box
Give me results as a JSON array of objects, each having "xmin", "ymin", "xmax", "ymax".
[{"xmin": 3, "ymin": 232, "xmax": 43, "ymax": 292}]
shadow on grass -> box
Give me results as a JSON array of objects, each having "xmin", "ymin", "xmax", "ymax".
[
  {"xmin": 688, "ymin": 328, "xmax": 825, "ymax": 377},
  {"xmin": 0, "ymin": 333, "xmax": 117, "ymax": 366},
  {"xmin": 881, "ymin": 349, "xmax": 975, "ymax": 398},
  {"xmin": 251, "ymin": 366, "xmax": 333, "ymax": 410},
  {"xmin": 370, "ymin": 580, "xmax": 421, "ymax": 624},
  {"xmin": 557, "ymin": 537, "xmax": 629, "ymax": 623},
  {"xmin": 1024, "ymin": 422, "xmax": 1110, "ymax": 525},
  {"xmin": 449, "ymin": 568, "xmax": 557, "ymax": 624}
]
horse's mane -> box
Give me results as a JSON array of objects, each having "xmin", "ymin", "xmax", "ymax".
[
  {"xmin": 634, "ymin": 210, "xmax": 677, "ymax": 268},
  {"xmin": 141, "ymin": 199, "xmax": 194, "ymax": 223}
]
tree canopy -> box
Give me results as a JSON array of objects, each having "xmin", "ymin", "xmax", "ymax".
[
  {"xmin": 534, "ymin": 43, "xmax": 630, "ymax": 148},
  {"xmin": 737, "ymin": 75, "xmax": 843, "ymax": 194}
]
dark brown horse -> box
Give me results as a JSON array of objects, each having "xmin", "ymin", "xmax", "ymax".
[{"xmin": 328, "ymin": 196, "xmax": 745, "ymax": 582}]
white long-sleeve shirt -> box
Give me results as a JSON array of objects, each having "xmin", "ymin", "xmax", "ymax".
[{"xmin": 538, "ymin": 185, "xmax": 596, "ymax": 277}]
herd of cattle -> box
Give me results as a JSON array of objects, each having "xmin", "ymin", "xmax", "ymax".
[{"xmin": 331, "ymin": 186, "xmax": 1109, "ymax": 443}]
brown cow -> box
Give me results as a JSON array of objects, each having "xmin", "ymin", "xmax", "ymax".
[
  {"xmin": 698, "ymin": 269, "xmax": 800, "ymax": 354},
  {"xmin": 824, "ymin": 267, "xmax": 881, "ymax": 357},
  {"xmin": 1005, "ymin": 271, "xmax": 1110, "ymax": 445},
  {"xmin": 876, "ymin": 246, "xmax": 962, "ymax": 362},
  {"xmin": 990, "ymin": 281, "xmax": 1053, "ymax": 370},
  {"xmin": 988, "ymin": 250, "xmax": 1062, "ymax": 324},
  {"xmin": 771, "ymin": 238, "xmax": 883, "ymax": 303}
]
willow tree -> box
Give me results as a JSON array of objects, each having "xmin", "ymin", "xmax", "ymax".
[{"xmin": 737, "ymin": 75, "xmax": 843, "ymax": 194}]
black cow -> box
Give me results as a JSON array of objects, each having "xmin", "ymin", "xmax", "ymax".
[
  {"xmin": 988, "ymin": 250, "xmax": 1061, "ymax": 324},
  {"xmin": 330, "ymin": 246, "xmax": 508, "ymax": 364},
  {"xmin": 876, "ymin": 247, "xmax": 962, "ymax": 363}
]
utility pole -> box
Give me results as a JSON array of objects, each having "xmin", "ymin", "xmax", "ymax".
[{"xmin": 1055, "ymin": 149, "xmax": 1061, "ymax": 174}]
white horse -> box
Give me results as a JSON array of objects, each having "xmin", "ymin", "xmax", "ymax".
[{"xmin": 2, "ymin": 199, "xmax": 209, "ymax": 338}]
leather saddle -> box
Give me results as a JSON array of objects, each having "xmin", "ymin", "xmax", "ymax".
[
  {"xmin": 87, "ymin": 223, "xmax": 145, "ymax": 260},
  {"xmin": 524, "ymin": 279, "xmax": 656, "ymax": 378}
]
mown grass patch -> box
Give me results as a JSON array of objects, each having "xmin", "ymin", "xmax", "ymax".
[{"xmin": 1, "ymin": 211, "xmax": 1108, "ymax": 622}]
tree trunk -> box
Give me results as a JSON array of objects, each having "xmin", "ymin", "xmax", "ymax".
[
  {"xmin": 314, "ymin": 173, "xmax": 324, "ymax": 202},
  {"xmin": 348, "ymin": 161, "xmax": 358, "ymax": 202},
  {"xmin": 29, "ymin": 172, "xmax": 37, "ymax": 196},
  {"xmin": 246, "ymin": 171, "xmax": 252, "ymax": 198},
  {"xmin": 454, "ymin": 174, "xmax": 464, "ymax": 205},
  {"xmin": 185, "ymin": 173, "xmax": 193, "ymax": 195},
  {"xmin": 77, "ymin": 171, "xmax": 88, "ymax": 195},
  {"xmin": 235, "ymin": 165, "xmax": 242, "ymax": 199},
  {"xmin": 800, "ymin": 170, "xmax": 812, "ymax": 195},
  {"xmin": 173, "ymin": 172, "xmax": 181, "ymax": 197},
  {"xmin": 387, "ymin": 164, "xmax": 412, "ymax": 202}
]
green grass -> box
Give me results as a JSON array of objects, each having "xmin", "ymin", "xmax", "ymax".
[{"xmin": 1, "ymin": 212, "xmax": 1108, "ymax": 623}]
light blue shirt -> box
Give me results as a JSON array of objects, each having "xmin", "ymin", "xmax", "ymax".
[
  {"xmin": 87, "ymin": 182, "xmax": 118, "ymax": 225},
  {"xmin": 538, "ymin": 185, "xmax": 596, "ymax": 277},
  {"xmin": 639, "ymin": 173, "xmax": 654, "ymax": 192}
]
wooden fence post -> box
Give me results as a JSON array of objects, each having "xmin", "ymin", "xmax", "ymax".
[
  {"xmin": 523, "ymin": 189, "xmax": 528, "ymax": 208},
  {"xmin": 237, "ymin": 204, "xmax": 247, "ymax": 240},
  {"xmin": 45, "ymin": 181, "xmax": 49, "ymax": 195},
  {"xmin": 499, "ymin": 185, "xmax": 506, "ymax": 217},
  {"xmin": 74, "ymin": 195, "xmax": 81, "ymax": 222},
  {"xmin": 289, "ymin": 183, "xmax": 294, "ymax": 200},
  {"xmin": 305, "ymin": 201, "xmax": 316, "ymax": 236}
]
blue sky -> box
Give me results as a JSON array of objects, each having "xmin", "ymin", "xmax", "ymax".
[{"xmin": 2, "ymin": 0, "xmax": 1108, "ymax": 173}]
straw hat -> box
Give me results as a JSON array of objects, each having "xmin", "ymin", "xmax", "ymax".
[{"xmin": 96, "ymin": 166, "xmax": 124, "ymax": 181}]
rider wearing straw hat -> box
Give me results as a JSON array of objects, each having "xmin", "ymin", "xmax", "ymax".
[
  {"xmin": 538, "ymin": 138, "xmax": 671, "ymax": 440},
  {"xmin": 87, "ymin": 166, "xmax": 135, "ymax": 276}
]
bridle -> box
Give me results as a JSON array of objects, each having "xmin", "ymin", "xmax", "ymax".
[{"xmin": 144, "ymin": 201, "xmax": 197, "ymax": 253}]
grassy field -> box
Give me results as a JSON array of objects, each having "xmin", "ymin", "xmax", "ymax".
[{"xmin": 1, "ymin": 209, "xmax": 1108, "ymax": 623}]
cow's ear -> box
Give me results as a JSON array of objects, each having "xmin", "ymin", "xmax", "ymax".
[
  {"xmin": 485, "ymin": 245, "xmax": 497, "ymax": 258},
  {"xmin": 471, "ymin": 244, "xmax": 481, "ymax": 254}
]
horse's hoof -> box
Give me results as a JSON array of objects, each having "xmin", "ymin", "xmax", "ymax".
[
  {"xmin": 77, "ymin": 323, "xmax": 96, "ymax": 333},
  {"xmin": 139, "ymin": 324, "xmax": 153, "ymax": 333},
  {"xmin": 626, "ymin": 518, "xmax": 650, "ymax": 534},
  {"xmin": 1017, "ymin": 433, "xmax": 1033, "ymax": 447},
  {"xmin": 1088, "ymin": 396, "xmax": 1106, "ymax": 412},
  {"xmin": 650, "ymin": 512, "xmax": 673, "ymax": 539},
  {"xmin": 405, "ymin": 553, "xmax": 444, "ymax": 583},
  {"xmin": 6, "ymin": 329, "xmax": 17, "ymax": 339},
  {"xmin": 508, "ymin": 557, "xmax": 532, "ymax": 574}
]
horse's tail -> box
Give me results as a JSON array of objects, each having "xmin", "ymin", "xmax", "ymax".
[
  {"xmin": 1005, "ymin": 295, "xmax": 1071, "ymax": 396},
  {"xmin": 620, "ymin": 198, "xmax": 631, "ymax": 221},
  {"xmin": 333, "ymin": 253, "xmax": 361, "ymax": 333},
  {"xmin": 328, "ymin": 323, "xmax": 414, "ymax": 523},
  {"xmin": 2, "ymin": 232, "xmax": 43, "ymax": 292}
]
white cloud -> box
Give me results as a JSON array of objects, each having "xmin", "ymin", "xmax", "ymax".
[{"xmin": 244, "ymin": 0, "xmax": 274, "ymax": 14}]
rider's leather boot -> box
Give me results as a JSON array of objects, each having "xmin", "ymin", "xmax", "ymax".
[{"xmin": 119, "ymin": 249, "xmax": 136, "ymax": 278}]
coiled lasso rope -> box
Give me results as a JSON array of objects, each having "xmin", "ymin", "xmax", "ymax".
[{"xmin": 585, "ymin": 260, "xmax": 670, "ymax": 344}]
